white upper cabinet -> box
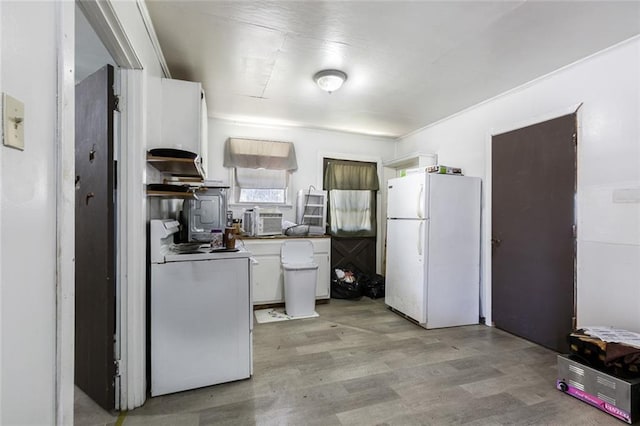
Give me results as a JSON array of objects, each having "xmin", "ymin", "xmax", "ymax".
[{"xmin": 156, "ymin": 78, "xmax": 208, "ymax": 177}]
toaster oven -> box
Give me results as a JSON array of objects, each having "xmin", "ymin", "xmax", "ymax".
[{"xmin": 181, "ymin": 187, "xmax": 228, "ymax": 242}]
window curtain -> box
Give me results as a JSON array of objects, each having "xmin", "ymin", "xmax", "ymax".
[
  {"xmin": 329, "ymin": 190, "xmax": 373, "ymax": 235},
  {"xmin": 235, "ymin": 168, "xmax": 287, "ymax": 189},
  {"xmin": 224, "ymin": 138, "xmax": 298, "ymax": 171},
  {"xmin": 324, "ymin": 160, "xmax": 379, "ymax": 191},
  {"xmin": 324, "ymin": 160, "xmax": 379, "ymax": 237}
]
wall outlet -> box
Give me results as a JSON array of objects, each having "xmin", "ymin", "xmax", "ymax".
[{"xmin": 2, "ymin": 93, "xmax": 25, "ymax": 151}]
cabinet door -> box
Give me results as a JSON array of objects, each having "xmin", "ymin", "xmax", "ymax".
[
  {"xmin": 246, "ymin": 238, "xmax": 331, "ymax": 304},
  {"xmin": 310, "ymin": 238, "xmax": 331, "ymax": 299},
  {"xmin": 251, "ymin": 254, "xmax": 283, "ymax": 304},
  {"xmin": 161, "ymin": 78, "xmax": 201, "ymax": 154},
  {"xmin": 314, "ymin": 252, "xmax": 330, "ymax": 299}
]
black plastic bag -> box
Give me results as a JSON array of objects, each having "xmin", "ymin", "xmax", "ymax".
[
  {"xmin": 331, "ymin": 269, "xmax": 363, "ymax": 299},
  {"xmin": 362, "ymin": 274, "xmax": 385, "ymax": 299},
  {"xmin": 331, "ymin": 279, "xmax": 363, "ymax": 299}
]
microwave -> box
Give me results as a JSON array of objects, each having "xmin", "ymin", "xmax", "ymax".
[
  {"xmin": 243, "ymin": 208, "xmax": 283, "ymax": 236},
  {"xmin": 181, "ymin": 187, "xmax": 228, "ymax": 242}
]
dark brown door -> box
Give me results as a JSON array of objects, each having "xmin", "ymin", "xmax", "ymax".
[
  {"xmin": 331, "ymin": 237, "xmax": 377, "ymax": 278},
  {"xmin": 75, "ymin": 65, "xmax": 116, "ymax": 410},
  {"xmin": 323, "ymin": 158, "xmax": 377, "ymax": 279},
  {"xmin": 492, "ymin": 113, "xmax": 576, "ymax": 353}
]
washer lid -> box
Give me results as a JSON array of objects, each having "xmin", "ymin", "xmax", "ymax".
[{"xmin": 281, "ymin": 240, "xmax": 314, "ymax": 265}]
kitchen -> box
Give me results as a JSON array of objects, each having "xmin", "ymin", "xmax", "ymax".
[{"xmin": 1, "ymin": 1, "xmax": 639, "ymax": 425}]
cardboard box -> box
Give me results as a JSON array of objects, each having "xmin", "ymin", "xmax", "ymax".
[{"xmin": 426, "ymin": 165, "xmax": 463, "ymax": 175}]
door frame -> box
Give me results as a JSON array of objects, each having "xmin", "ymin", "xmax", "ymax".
[
  {"xmin": 317, "ymin": 151, "xmax": 383, "ymax": 274},
  {"xmin": 57, "ymin": 0, "xmax": 152, "ymax": 421},
  {"xmin": 481, "ymin": 103, "xmax": 582, "ymax": 327}
]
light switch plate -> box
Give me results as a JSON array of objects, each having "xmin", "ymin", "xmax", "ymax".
[{"xmin": 2, "ymin": 93, "xmax": 25, "ymax": 151}]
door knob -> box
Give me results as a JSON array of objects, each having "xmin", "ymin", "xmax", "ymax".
[{"xmin": 491, "ymin": 238, "xmax": 502, "ymax": 247}]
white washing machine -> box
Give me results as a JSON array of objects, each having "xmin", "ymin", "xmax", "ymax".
[{"xmin": 149, "ymin": 219, "xmax": 253, "ymax": 396}]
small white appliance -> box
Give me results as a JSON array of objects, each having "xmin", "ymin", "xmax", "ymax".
[
  {"xmin": 149, "ymin": 219, "xmax": 252, "ymax": 396},
  {"xmin": 385, "ymin": 172, "xmax": 481, "ymax": 329},
  {"xmin": 281, "ymin": 240, "xmax": 318, "ymax": 318},
  {"xmin": 243, "ymin": 207, "xmax": 283, "ymax": 236}
]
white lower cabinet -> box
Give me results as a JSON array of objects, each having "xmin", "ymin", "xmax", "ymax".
[{"xmin": 241, "ymin": 237, "xmax": 331, "ymax": 305}]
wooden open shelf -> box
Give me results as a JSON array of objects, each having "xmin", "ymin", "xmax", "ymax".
[
  {"xmin": 146, "ymin": 151, "xmax": 205, "ymax": 198},
  {"xmin": 146, "ymin": 187, "xmax": 196, "ymax": 198},
  {"xmin": 147, "ymin": 153, "xmax": 205, "ymax": 179}
]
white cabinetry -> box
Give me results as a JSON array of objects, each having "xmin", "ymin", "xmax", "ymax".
[
  {"xmin": 384, "ymin": 152, "xmax": 437, "ymax": 177},
  {"xmin": 156, "ymin": 78, "xmax": 208, "ymax": 177},
  {"xmin": 242, "ymin": 237, "xmax": 331, "ymax": 305}
]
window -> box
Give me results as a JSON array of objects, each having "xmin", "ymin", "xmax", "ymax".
[
  {"xmin": 235, "ymin": 167, "xmax": 288, "ymax": 204},
  {"xmin": 224, "ymin": 138, "xmax": 297, "ymax": 205}
]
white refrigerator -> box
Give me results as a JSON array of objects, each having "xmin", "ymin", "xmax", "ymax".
[{"xmin": 385, "ymin": 172, "xmax": 481, "ymax": 329}]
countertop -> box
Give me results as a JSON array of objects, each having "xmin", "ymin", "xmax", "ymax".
[{"xmin": 237, "ymin": 234, "xmax": 330, "ymax": 240}]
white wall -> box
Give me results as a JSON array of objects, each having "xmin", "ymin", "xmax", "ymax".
[
  {"xmin": 206, "ymin": 118, "xmax": 395, "ymax": 273},
  {"xmin": 1, "ymin": 2, "xmax": 59, "ymax": 424},
  {"xmin": 397, "ymin": 36, "xmax": 640, "ymax": 332},
  {"xmin": 1, "ymin": 0, "xmax": 168, "ymax": 422},
  {"xmin": 75, "ymin": 3, "xmax": 115, "ymax": 83},
  {"xmin": 207, "ymin": 118, "xmax": 395, "ymax": 221},
  {"xmin": 109, "ymin": 1, "xmax": 166, "ymax": 143}
]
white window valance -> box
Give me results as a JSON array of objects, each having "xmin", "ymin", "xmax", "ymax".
[
  {"xmin": 235, "ymin": 168, "xmax": 288, "ymax": 189},
  {"xmin": 224, "ymin": 138, "xmax": 298, "ymax": 171}
]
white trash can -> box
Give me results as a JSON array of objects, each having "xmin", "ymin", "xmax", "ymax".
[{"xmin": 281, "ymin": 240, "xmax": 318, "ymax": 318}]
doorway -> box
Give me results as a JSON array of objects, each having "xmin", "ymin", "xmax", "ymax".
[
  {"xmin": 75, "ymin": 4, "xmax": 120, "ymax": 411},
  {"xmin": 323, "ymin": 158, "xmax": 379, "ymax": 279},
  {"xmin": 75, "ymin": 64, "xmax": 118, "ymax": 411},
  {"xmin": 69, "ymin": 0, "xmax": 147, "ymax": 416},
  {"xmin": 491, "ymin": 113, "xmax": 577, "ymax": 353}
]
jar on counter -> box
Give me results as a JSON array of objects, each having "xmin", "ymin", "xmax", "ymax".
[{"xmin": 224, "ymin": 227, "xmax": 236, "ymax": 249}]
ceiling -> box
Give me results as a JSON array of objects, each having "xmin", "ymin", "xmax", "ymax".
[{"xmin": 146, "ymin": 1, "xmax": 640, "ymax": 138}]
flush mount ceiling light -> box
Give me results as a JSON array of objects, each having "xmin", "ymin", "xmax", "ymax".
[{"xmin": 313, "ymin": 69, "xmax": 348, "ymax": 93}]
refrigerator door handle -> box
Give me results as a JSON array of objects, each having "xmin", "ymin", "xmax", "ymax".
[
  {"xmin": 418, "ymin": 221, "xmax": 424, "ymax": 256},
  {"xmin": 417, "ymin": 184, "xmax": 424, "ymax": 218}
]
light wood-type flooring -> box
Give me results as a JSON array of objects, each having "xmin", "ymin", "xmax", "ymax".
[{"xmin": 75, "ymin": 297, "xmax": 620, "ymax": 425}]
